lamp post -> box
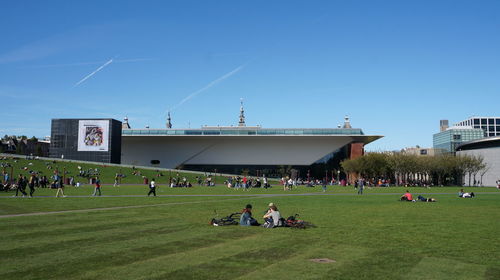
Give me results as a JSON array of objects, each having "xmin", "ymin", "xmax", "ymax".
[
  {"xmin": 214, "ymin": 169, "xmax": 217, "ymax": 186},
  {"xmin": 337, "ymin": 170, "xmax": 341, "ymax": 185}
]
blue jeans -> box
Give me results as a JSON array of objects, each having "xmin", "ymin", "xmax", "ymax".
[{"xmin": 93, "ymin": 187, "xmax": 101, "ymax": 196}]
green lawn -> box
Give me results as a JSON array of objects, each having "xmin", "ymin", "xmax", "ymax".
[
  {"xmin": 0, "ymin": 156, "xmax": 229, "ymax": 185},
  {"xmin": 1, "ymin": 185, "xmax": 499, "ymax": 279}
]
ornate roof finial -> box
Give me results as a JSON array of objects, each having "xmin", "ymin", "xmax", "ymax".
[
  {"xmin": 122, "ymin": 116, "xmax": 131, "ymax": 129},
  {"xmin": 166, "ymin": 111, "xmax": 172, "ymax": 129},
  {"xmin": 343, "ymin": 115, "xmax": 352, "ymax": 129},
  {"xmin": 238, "ymin": 98, "xmax": 246, "ymax": 127}
]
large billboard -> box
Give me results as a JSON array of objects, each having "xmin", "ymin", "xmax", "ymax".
[{"xmin": 77, "ymin": 120, "xmax": 109, "ymax": 152}]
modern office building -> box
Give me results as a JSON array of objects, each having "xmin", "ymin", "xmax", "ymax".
[
  {"xmin": 433, "ymin": 126, "xmax": 484, "ymax": 153},
  {"xmin": 455, "ymin": 117, "xmax": 500, "ymax": 137},
  {"xmin": 50, "ymin": 119, "xmax": 122, "ymax": 163},
  {"xmin": 456, "ymin": 136, "xmax": 500, "ymax": 187}
]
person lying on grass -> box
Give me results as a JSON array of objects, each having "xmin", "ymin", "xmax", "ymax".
[
  {"xmin": 458, "ymin": 189, "xmax": 475, "ymax": 198},
  {"xmin": 417, "ymin": 195, "xmax": 436, "ymax": 202},
  {"xmin": 240, "ymin": 204, "xmax": 260, "ymax": 226}
]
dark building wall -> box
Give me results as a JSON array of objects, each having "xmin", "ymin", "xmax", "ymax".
[{"xmin": 49, "ymin": 119, "xmax": 122, "ymax": 163}]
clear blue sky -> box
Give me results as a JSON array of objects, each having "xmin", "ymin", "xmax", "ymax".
[{"xmin": 1, "ymin": 0, "xmax": 499, "ymax": 151}]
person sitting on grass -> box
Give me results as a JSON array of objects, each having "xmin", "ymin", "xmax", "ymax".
[
  {"xmin": 400, "ymin": 190, "xmax": 414, "ymax": 202},
  {"xmin": 458, "ymin": 189, "xmax": 475, "ymax": 198},
  {"xmin": 263, "ymin": 204, "xmax": 282, "ymax": 228},
  {"xmin": 240, "ymin": 204, "xmax": 259, "ymax": 226}
]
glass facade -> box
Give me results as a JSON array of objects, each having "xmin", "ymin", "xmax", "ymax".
[
  {"xmin": 433, "ymin": 128, "xmax": 484, "ymax": 153},
  {"xmin": 123, "ymin": 128, "xmax": 364, "ymax": 136}
]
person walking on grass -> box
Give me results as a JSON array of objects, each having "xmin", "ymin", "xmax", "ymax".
[
  {"xmin": 322, "ymin": 179, "xmax": 327, "ymax": 193},
  {"xmin": 357, "ymin": 178, "xmax": 364, "ymax": 195},
  {"xmin": 13, "ymin": 174, "xmax": 27, "ymax": 197},
  {"xmin": 147, "ymin": 178, "xmax": 156, "ymax": 196},
  {"xmin": 92, "ymin": 177, "xmax": 102, "ymax": 196},
  {"xmin": 28, "ymin": 173, "xmax": 36, "ymax": 197},
  {"xmin": 113, "ymin": 173, "xmax": 120, "ymax": 187},
  {"xmin": 55, "ymin": 178, "xmax": 66, "ymax": 197}
]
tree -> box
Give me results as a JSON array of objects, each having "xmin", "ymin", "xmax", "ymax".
[
  {"xmin": 36, "ymin": 145, "xmax": 44, "ymax": 157},
  {"xmin": 15, "ymin": 141, "xmax": 25, "ymax": 155}
]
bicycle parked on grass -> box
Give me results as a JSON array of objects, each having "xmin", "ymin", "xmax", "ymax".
[
  {"xmin": 210, "ymin": 212, "xmax": 241, "ymax": 226},
  {"xmin": 283, "ymin": 214, "xmax": 316, "ymax": 229}
]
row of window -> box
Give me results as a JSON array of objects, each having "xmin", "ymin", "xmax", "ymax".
[
  {"xmin": 123, "ymin": 129, "xmax": 364, "ymax": 136},
  {"xmin": 459, "ymin": 118, "xmax": 500, "ymax": 126}
]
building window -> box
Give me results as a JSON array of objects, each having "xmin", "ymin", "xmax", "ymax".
[
  {"xmin": 489, "ymin": 119, "xmax": 494, "ymax": 125},
  {"xmin": 481, "ymin": 119, "xmax": 487, "ymax": 125},
  {"xmin": 453, "ymin": 134, "xmax": 461, "ymax": 140},
  {"xmin": 474, "ymin": 119, "xmax": 480, "ymax": 125}
]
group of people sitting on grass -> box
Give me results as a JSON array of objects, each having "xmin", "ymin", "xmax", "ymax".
[{"xmin": 239, "ymin": 202, "xmax": 283, "ymax": 228}]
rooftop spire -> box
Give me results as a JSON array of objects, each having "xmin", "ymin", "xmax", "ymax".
[
  {"xmin": 122, "ymin": 116, "xmax": 131, "ymax": 129},
  {"xmin": 238, "ymin": 98, "xmax": 246, "ymax": 127},
  {"xmin": 166, "ymin": 111, "xmax": 172, "ymax": 129},
  {"xmin": 343, "ymin": 115, "xmax": 352, "ymax": 129}
]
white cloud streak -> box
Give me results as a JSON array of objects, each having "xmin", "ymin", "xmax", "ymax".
[
  {"xmin": 74, "ymin": 58, "xmax": 114, "ymax": 87},
  {"xmin": 170, "ymin": 64, "xmax": 245, "ymax": 112}
]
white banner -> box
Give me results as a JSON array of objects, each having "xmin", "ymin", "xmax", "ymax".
[{"xmin": 77, "ymin": 120, "xmax": 109, "ymax": 152}]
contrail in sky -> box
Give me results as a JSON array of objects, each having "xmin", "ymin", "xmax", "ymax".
[
  {"xmin": 74, "ymin": 58, "xmax": 114, "ymax": 87},
  {"xmin": 24, "ymin": 58, "xmax": 152, "ymax": 69},
  {"xmin": 170, "ymin": 64, "xmax": 245, "ymax": 112}
]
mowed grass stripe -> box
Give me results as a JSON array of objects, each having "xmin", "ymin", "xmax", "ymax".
[
  {"xmin": 0, "ymin": 196, "xmax": 257, "ymax": 217},
  {"xmin": 1, "ymin": 226, "xmax": 260, "ymax": 280},
  {"xmin": 0, "ymin": 218, "xmax": 190, "ymax": 260},
  {"xmin": 160, "ymin": 246, "xmax": 299, "ymax": 280},
  {"xmin": 235, "ymin": 245, "xmax": 340, "ymax": 280},
  {"xmin": 0, "ymin": 229, "xmax": 260, "ymax": 279},
  {"xmin": 0, "ymin": 195, "xmax": 250, "ymax": 216},
  {"xmin": 0, "ymin": 209, "xmax": 180, "ymax": 249},
  {"xmin": 0, "ymin": 214, "xmax": 170, "ymax": 240},
  {"xmin": 75, "ymin": 231, "xmax": 284, "ymax": 280}
]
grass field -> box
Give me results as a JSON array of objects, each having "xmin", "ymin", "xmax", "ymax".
[
  {"xmin": 1, "ymin": 184, "xmax": 499, "ymax": 280},
  {"xmin": 0, "ymin": 156, "xmax": 228, "ymax": 185}
]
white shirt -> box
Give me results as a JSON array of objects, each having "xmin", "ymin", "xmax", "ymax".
[{"xmin": 265, "ymin": 210, "xmax": 282, "ymax": 226}]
